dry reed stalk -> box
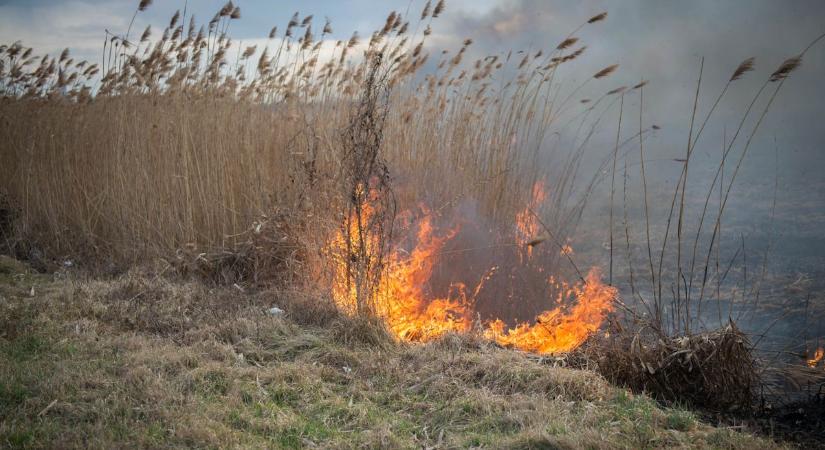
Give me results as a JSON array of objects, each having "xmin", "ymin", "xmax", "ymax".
[{"xmin": 609, "ymin": 94, "xmax": 624, "ymax": 286}]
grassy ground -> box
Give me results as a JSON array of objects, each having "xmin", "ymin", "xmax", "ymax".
[{"xmin": 0, "ymin": 255, "xmax": 782, "ymax": 449}]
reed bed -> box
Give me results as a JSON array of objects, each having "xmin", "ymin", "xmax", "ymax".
[{"xmin": 0, "ymin": 1, "xmax": 616, "ymax": 288}]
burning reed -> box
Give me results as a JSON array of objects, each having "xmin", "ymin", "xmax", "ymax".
[{"xmin": 1, "ymin": 1, "xmax": 625, "ymax": 357}]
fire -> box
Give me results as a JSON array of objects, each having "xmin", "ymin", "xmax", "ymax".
[
  {"xmin": 484, "ymin": 269, "xmax": 615, "ymax": 353},
  {"xmin": 330, "ymin": 183, "xmax": 617, "ymax": 354},
  {"xmin": 807, "ymin": 347, "xmax": 824, "ymax": 368},
  {"xmin": 332, "ymin": 201, "xmax": 471, "ymax": 340}
]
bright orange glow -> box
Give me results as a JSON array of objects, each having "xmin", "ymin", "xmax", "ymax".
[
  {"xmin": 484, "ymin": 269, "xmax": 615, "ymax": 353},
  {"xmin": 332, "ymin": 202, "xmax": 470, "ymax": 339},
  {"xmin": 330, "ymin": 185, "xmax": 617, "ymax": 355},
  {"xmin": 807, "ymin": 347, "xmax": 824, "ymax": 368}
]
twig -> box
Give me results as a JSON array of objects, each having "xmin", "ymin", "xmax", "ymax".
[
  {"xmin": 38, "ymin": 399, "xmax": 58, "ymax": 417},
  {"xmin": 527, "ymin": 207, "xmax": 586, "ymax": 284}
]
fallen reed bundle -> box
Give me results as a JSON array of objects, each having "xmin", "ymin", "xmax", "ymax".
[{"xmin": 577, "ymin": 322, "xmax": 757, "ymax": 411}]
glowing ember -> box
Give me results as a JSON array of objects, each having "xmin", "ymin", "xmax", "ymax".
[
  {"xmin": 330, "ymin": 185, "xmax": 617, "ymax": 354},
  {"xmin": 807, "ymin": 347, "xmax": 824, "ymax": 368}
]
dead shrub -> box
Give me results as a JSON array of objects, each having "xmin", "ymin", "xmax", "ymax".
[{"xmin": 576, "ymin": 322, "xmax": 757, "ymax": 411}]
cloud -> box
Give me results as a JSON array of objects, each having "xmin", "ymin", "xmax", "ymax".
[
  {"xmin": 0, "ymin": 1, "xmax": 126, "ymax": 62},
  {"xmin": 433, "ymin": 0, "xmax": 825, "ymax": 148}
]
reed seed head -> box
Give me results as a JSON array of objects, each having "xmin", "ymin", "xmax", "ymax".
[
  {"xmin": 421, "ymin": 1, "xmax": 432, "ymax": 19},
  {"xmin": 557, "ymin": 37, "xmax": 578, "ymax": 50},
  {"xmin": 140, "ymin": 26, "xmax": 152, "ymax": 43},
  {"xmin": 593, "ymin": 64, "xmax": 618, "ymax": 79},
  {"xmin": 288, "ymin": 12, "xmax": 299, "ymax": 28},
  {"xmin": 219, "ymin": 2, "xmax": 234, "ymax": 17},
  {"xmin": 587, "ymin": 12, "xmax": 607, "ymax": 24},
  {"xmin": 433, "ymin": 0, "xmax": 446, "ymax": 18},
  {"xmin": 769, "ymin": 56, "xmax": 801, "ymax": 82},
  {"xmin": 730, "ymin": 57, "xmax": 755, "ymax": 81},
  {"xmin": 606, "ymin": 86, "xmax": 626, "ymax": 95}
]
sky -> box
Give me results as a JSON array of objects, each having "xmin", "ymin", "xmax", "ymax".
[{"xmin": 2, "ymin": 0, "xmax": 824, "ymax": 260}]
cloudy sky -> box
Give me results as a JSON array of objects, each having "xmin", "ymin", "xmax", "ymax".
[{"xmin": 2, "ymin": 0, "xmax": 824, "ymax": 238}]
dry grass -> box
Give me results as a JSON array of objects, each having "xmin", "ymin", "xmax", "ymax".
[
  {"xmin": 575, "ymin": 323, "xmax": 757, "ymax": 412},
  {"xmin": 0, "ymin": 256, "xmax": 783, "ymax": 449},
  {"xmin": 2, "ymin": 2, "xmax": 822, "ymax": 436}
]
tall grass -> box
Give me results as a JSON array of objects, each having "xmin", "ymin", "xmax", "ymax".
[{"xmin": 0, "ymin": 2, "xmax": 617, "ymax": 289}]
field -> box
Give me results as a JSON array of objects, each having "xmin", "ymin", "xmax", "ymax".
[
  {"xmin": 0, "ymin": 256, "xmax": 780, "ymax": 449},
  {"xmin": 1, "ymin": 0, "xmax": 824, "ymax": 448}
]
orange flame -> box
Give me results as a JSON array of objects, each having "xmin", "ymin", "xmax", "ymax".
[
  {"xmin": 807, "ymin": 347, "xmax": 824, "ymax": 368},
  {"xmin": 330, "ymin": 188, "xmax": 617, "ymax": 354},
  {"xmin": 484, "ymin": 269, "xmax": 615, "ymax": 353}
]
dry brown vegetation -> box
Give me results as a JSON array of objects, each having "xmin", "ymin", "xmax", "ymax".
[
  {"xmin": 0, "ymin": 255, "xmax": 783, "ymax": 449},
  {"xmin": 0, "ymin": 0, "xmax": 625, "ymax": 358},
  {"xmin": 1, "ymin": 1, "xmax": 824, "ymax": 446},
  {"xmin": 0, "ymin": 1, "xmax": 612, "ymax": 283},
  {"xmin": 575, "ymin": 322, "xmax": 757, "ymax": 412}
]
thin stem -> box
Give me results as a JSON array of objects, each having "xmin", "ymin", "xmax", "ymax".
[
  {"xmin": 638, "ymin": 83, "xmax": 656, "ymax": 325},
  {"xmin": 609, "ymin": 94, "xmax": 624, "ymax": 285},
  {"xmin": 678, "ymin": 57, "xmax": 703, "ymax": 334}
]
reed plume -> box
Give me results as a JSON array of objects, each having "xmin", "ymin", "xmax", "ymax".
[
  {"xmin": 557, "ymin": 37, "xmax": 578, "ymax": 50},
  {"xmin": 593, "ymin": 64, "xmax": 618, "ymax": 79},
  {"xmin": 730, "ymin": 57, "xmax": 755, "ymax": 81},
  {"xmin": 433, "ymin": 0, "xmax": 446, "ymax": 18},
  {"xmin": 770, "ymin": 56, "xmax": 802, "ymax": 82},
  {"xmin": 587, "ymin": 12, "xmax": 607, "ymax": 24}
]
